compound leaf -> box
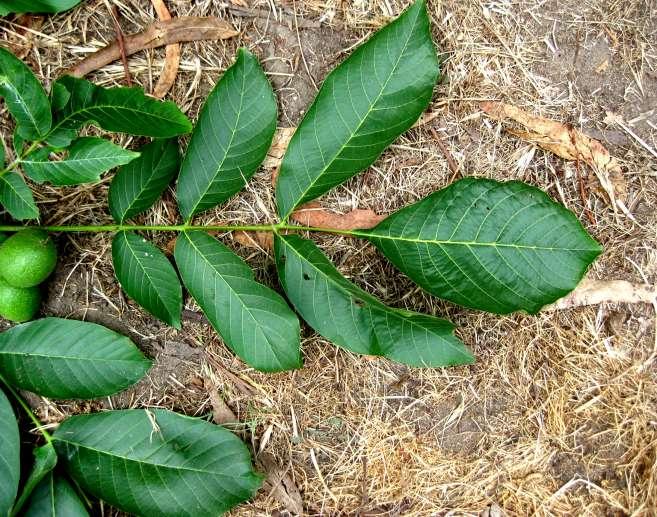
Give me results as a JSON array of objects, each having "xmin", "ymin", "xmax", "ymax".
[
  {"xmin": 47, "ymin": 76, "xmax": 192, "ymax": 147},
  {"xmin": 112, "ymin": 231, "xmax": 182, "ymax": 328},
  {"xmin": 0, "ymin": 318, "xmax": 152, "ymax": 399},
  {"xmin": 177, "ymin": 48, "xmax": 276, "ymax": 221},
  {"xmin": 0, "ymin": 0, "xmax": 83, "ymax": 14},
  {"xmin": 361, "ymin": 178, "xmax": 602, "ymax": 314},
  {"xmin": 22, "ymin": 137, "xmax": 139, "ymax": 186},
  {"xmin": 276, "ymin": 0, "xmax": 438, "ymax": 218},
  {"xmin": 53, "ymin": 409, "xmax": 262, "ymax": 516},
  {"xmin": 276, "ymin": 234, "xmax": 473, "ymax": 367},
  {"xmin": 175, "ymin": 231, "xmax": 301, "ymax": 372},
  {"xmin": 109, "ymin": 138, "xmax": 181, "ymax": 223},
  {"xmin": 0, "ymin": 46, "xmax": 51, "ymax": 140},
  {"xmin": 0, "ymin": 172, "xmax": 39, "ymax": 220},
  {"xmin": 11, "ymin": 443, "xmax": 58, "ymax": 515},
  {"xmin": 22, "ymin": 473, "xmax": 88, "ymax": 517},
  {"xmin": 0, "ymin": 388, "xmax": 19, "ymax": 517}
]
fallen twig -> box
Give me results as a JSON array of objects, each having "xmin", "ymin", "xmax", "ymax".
[
  {"xmin": 150, "ymin": 0, "xmax": 180, "ymax": 98},
  {"xmin": 430, "ymin": 127, "xmax": 460, "ymax": 180},
  {"xmin": 67, "ymin": 17, "xmax": 238, "ymax": 78},
  {"xmin": 543, "ymin": 279, "xmax": 656, "ymax": 311},
  {"xmin": 106, "ymin": 1, "xmax": 132, "ymax": 85}
]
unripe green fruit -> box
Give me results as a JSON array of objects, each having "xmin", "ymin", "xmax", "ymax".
[
  {"xmin": 0, "ymin": 277, "xmax": 41, "ymax": 322},
  {"xmin": 0, "ymin": 229, "xmax": 57, "ymax": 288}
]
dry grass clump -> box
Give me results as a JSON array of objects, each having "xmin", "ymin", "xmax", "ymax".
[{"xmin": 1, "ymin": 0, "xmax": 656, "ymax": 515}]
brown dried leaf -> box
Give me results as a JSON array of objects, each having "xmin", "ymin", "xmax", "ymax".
[
  {"xmin": 232, "ymin": 231, "xmax": 274, "ymax": 251},
  {"xmin": 150, "ymin": 0, "xmax": 181, "ymax": 98},
  {"xmin": 203, "ymin": 378, "xmax": 238, "ymax": 425},
  {"xmin": 291, "ymin": 201, "xmax": 385, "ymax": 230},
  {"xmin": 257, "ymin": 452, "xmax": 304, "ymax": 515},
  {"xmin": 543, "ymin": 279, "xmax": 656, "ymax": 311},
  {"xmin": 481, "ymin": 101, "xmax": 627, "ymax": 204},
  {"xmin": 68, "ymin": 17, "xmax": 238, "ymax": 78}
]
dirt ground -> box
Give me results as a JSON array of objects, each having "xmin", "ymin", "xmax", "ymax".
[{"xmin": 1, "ymin": 0, "xmax": 656, "ymax": 515}]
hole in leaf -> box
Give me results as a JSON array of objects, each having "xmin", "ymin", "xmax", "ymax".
[{"xmin": 302, "ymin": 273, "xmax": 310, "ymax": 280}]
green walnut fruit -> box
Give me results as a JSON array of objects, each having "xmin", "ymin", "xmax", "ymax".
[
  {"xmin": 0, "ymin": 229, "xmax": 58, "ymax": 288},
  {"xmin": 0, "ymin": 277, "xmax": 41, "ymax": 322}
]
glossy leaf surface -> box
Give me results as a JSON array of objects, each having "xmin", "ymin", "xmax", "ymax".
[
  {"xmin": 0, "ymin": 318, "xmax": 151, "ymax": 399},
  {"xmin": 47, "ymin": 76, "xmax": 192, "ymax": 147},
  {"xmin": 276, "ymin": 234, "xmax": 473, "ymax": 366},
  {"xmin": 362, "ymin": 178, "xmax": 602, "ymax": 314},
  {"xmin": 22, "ymin": 473, "xmax": 88, "ymax": 517},
  {"xmin": 0, "ymin": 388, "xmax": 19, "ymax": 517},
  {"xmin": 175, "ymin": 231, "xmax": 301, "ymax": 371},
  {"xmin": 109, "ymin": 138, "xmax": 180, "ymax": 223},
  {"xmin": 0, "ymin": 172, "xmax": 39, "ymax": 220},
  {"xmin": 22, "ymin": 137, "xmax": 139, "ymax": 186},
  {"xmin": 112, "ymin": 231, "xmax": 182, "ymax": 328},
  {"xmin": 12, "ymin": 444, "xmax": 58, "ymax": 515},
  {"xmin": 177, "ymin": 49, "xmax": 277, "ymax": 221},
  {"xmin": 276, "ymin": 0, "xmax": 438, "ymax": 218},
  {"xmin": 0, "ymin": 0, "xmax": 83, "ymax": 14},
  {"xmin": 0, "ymin": 47, "xmax": 51, "ymax": 140},
  {"xmin": 54, "ymin": 409, "xmax": 262, "ymax": 516}
]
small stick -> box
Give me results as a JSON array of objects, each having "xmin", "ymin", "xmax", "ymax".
[
  {"xmin": 430, "ymin": 127, "xmax": 460, "ymax": 181},
  {"xmin": 568, "ymin": 126, "xmax": 596, "ymax": 225},
  {"xmin": 150, "ymin": 0, "xmax": 180, "ymax": 98},
  {"xmin": 107, "ymin": 2, "xmax": 132, "ymax": 85}
]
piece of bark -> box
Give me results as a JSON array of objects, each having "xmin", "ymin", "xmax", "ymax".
[
  {"xmin": 543, "ymin": 279, "xmax": 656, "ymax": 311},
  {"xmin": 67, "ymin": 17, "xmax": 238, "ymax": 78},
  {"xmin": 481, "ymin": 101, "xmax": 627, "ymax": 205},
  {"xmin": 150, "ymin": 0, "xmax": 180, "ymax": 98}
]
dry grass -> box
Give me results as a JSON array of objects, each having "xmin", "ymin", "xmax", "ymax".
[{"xmin": 1, "ymin": 0, "xmax": 656, "ymax": 515}]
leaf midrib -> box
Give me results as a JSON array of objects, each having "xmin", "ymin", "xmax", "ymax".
[
  {"xmin": 281, "ymin": 4, "xmax": 421, "ymax": 218},
  {"xmin": 0, "ymin": 76, "xmax": 47, "ymax": 138},
  {"xmin": 0, "ymin": 350, "xmax": 144, "ymax": 363}
]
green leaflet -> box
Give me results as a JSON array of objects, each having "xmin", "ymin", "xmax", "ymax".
[
  {"xmin": 275, "ymin": 234, "xmax": 473, "ymax": 367},
  {"xmin": 0, "ymin": 388, "xmax": 19, "ymax": 517},
  {"xmin": 109, "ymin": 139, "xmax": 181, "ymax": 223},
  {"xmin": 0, "ymin": 172, "xmax": 39, "ymax": 220},
  {"xmin": 53, "ymin": 409, "xmax": 262, "ymax": 516},
  {"xmin": 112, "ymin": 231, "xmax": 183, "ymax": 328},
  {"xmin": 11, "ymin": 443, "xmax": 58, "ymax": 516},
  {"xmin": 177, "ymin": 48, "xmax": 277, "ymax": 221},
  {"xmin": 47, "ymin": 76, "xmax": 192, "ymax": 147},
  {"xmin": 0, "ymin": 0, "xmax": 83, "ymax": 14},
  {"xmin": 175, "ymin": 231, "xmax": 301, "ymax": 372},
  {"xmin": 22, "ymin": 137, "xmax": 139, "ymax": 186},
  {"xmin": 22, "ymin": 473, "xmax": 88, "ymax": 517},
  {"xmin": 275, "ymin": 0, "xmax": 439, "ymax": 219},
  {"xmin": 0, "ymin": 318, "xmax": 152, "ymax": 399},
  {"xmin": 361, "ymin": 178, "xmax": 602, "ymax": 315},
  {"xmin": 0, "ymin": 47, "xmax": 51, "ymax": 141}
]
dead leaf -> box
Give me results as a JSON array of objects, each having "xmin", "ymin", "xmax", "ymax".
[
  {"xmin": 291, "ymin": 201, "xmax": 385, "ymax": 230},
  {"xmin": 232, "ymin": 231, "xmax": 274, "ymax": 250},
  {"xmin": 6, "ymin": 15, "xmax": 43, "ymax": 59},
  {"xmin": 543, "ymin": 279, "xmax": 656, "ymax": 311},
  {"xmin": 257, "ymin": 452, "xmax": 304, "ymax": 515},
  {"xmin": 203, "ymin": 378, "xmax": 238, "ymax": 425},
  {"xmin": 150, "ymin": 0, "xmax": 181, "ymax": 98},
  {"xmin": 68, "ymin": 17, "xmax": 238, "ymax": 78},
  {"xmin": 481, "ymin": 101, "xmax": 627, "ymax": 205}
]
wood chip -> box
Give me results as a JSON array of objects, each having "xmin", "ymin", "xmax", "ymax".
[
  {"xmin": 150, "ymin": 0, "xmax": 180, "ymax": 98},
  {"xmin": 481, "ymin": 101, "xmax": 627, "ymax": 206},
  {"xmin": 543, "ymin": 279, "xmax": 656, "ymax": 311},
  {"xmin": 67, "ymin": 17, "xmax": 238, "ymax": 78}
]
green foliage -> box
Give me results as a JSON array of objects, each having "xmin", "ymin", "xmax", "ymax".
[
  {"xmin": 0, "ymin": 318, "xmax": 151, "ymax": 398},
  {"xmin": 112, "ymin": 231, "xmax": 183, "ymax": 328},
  {"xmin": 47, "ymin": 75, "xmax": 192, "ymax": 147},
  {"xmin": 109, "ymin": 138, "xmax": 181, "ymax": 223},
  {"xmin": 276, "ymin": 234, "xmax": 474, "ymax": 366},
  {"xmin": 362, "ymin": 178, "xmax": 603, "ymax": 314},
  {"xmin": 22, "ymin": 473, "xmax": 89, "ymax": 517},
  {"xmin": 175, "ymin": 231, "xmax": 301, "ymax": 372},
  {"xmin": 177, "ymin": 48, "xmax": 277, "ymax": 221},
  {"xmin": 53, "ymin": 409, "xmax": 262, "ymax": 516},
  {"xmin": 0, "ymin": 47, "xmax": 51, "ymax": 141},
  {"xmin": 0, "ymin": 388, "xmax": 19, "ymax": 516},
  {"xmin": 275, "ymin": 0, "xmax": 438, "ymax": 219},
  {"xmin": 0, "ymin": 173, "xmax": 38, "ymax": 220},
  {"xmin": 0, "ymin": 0, "xmax": 83, "ymax": 15},
  {"xmin": 22, "ymin": 137, "xmax": 139, "ymax": 186},
  {"xmin": 12, "ymin": 444, "xmax": 58, "ymax": 515}
]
